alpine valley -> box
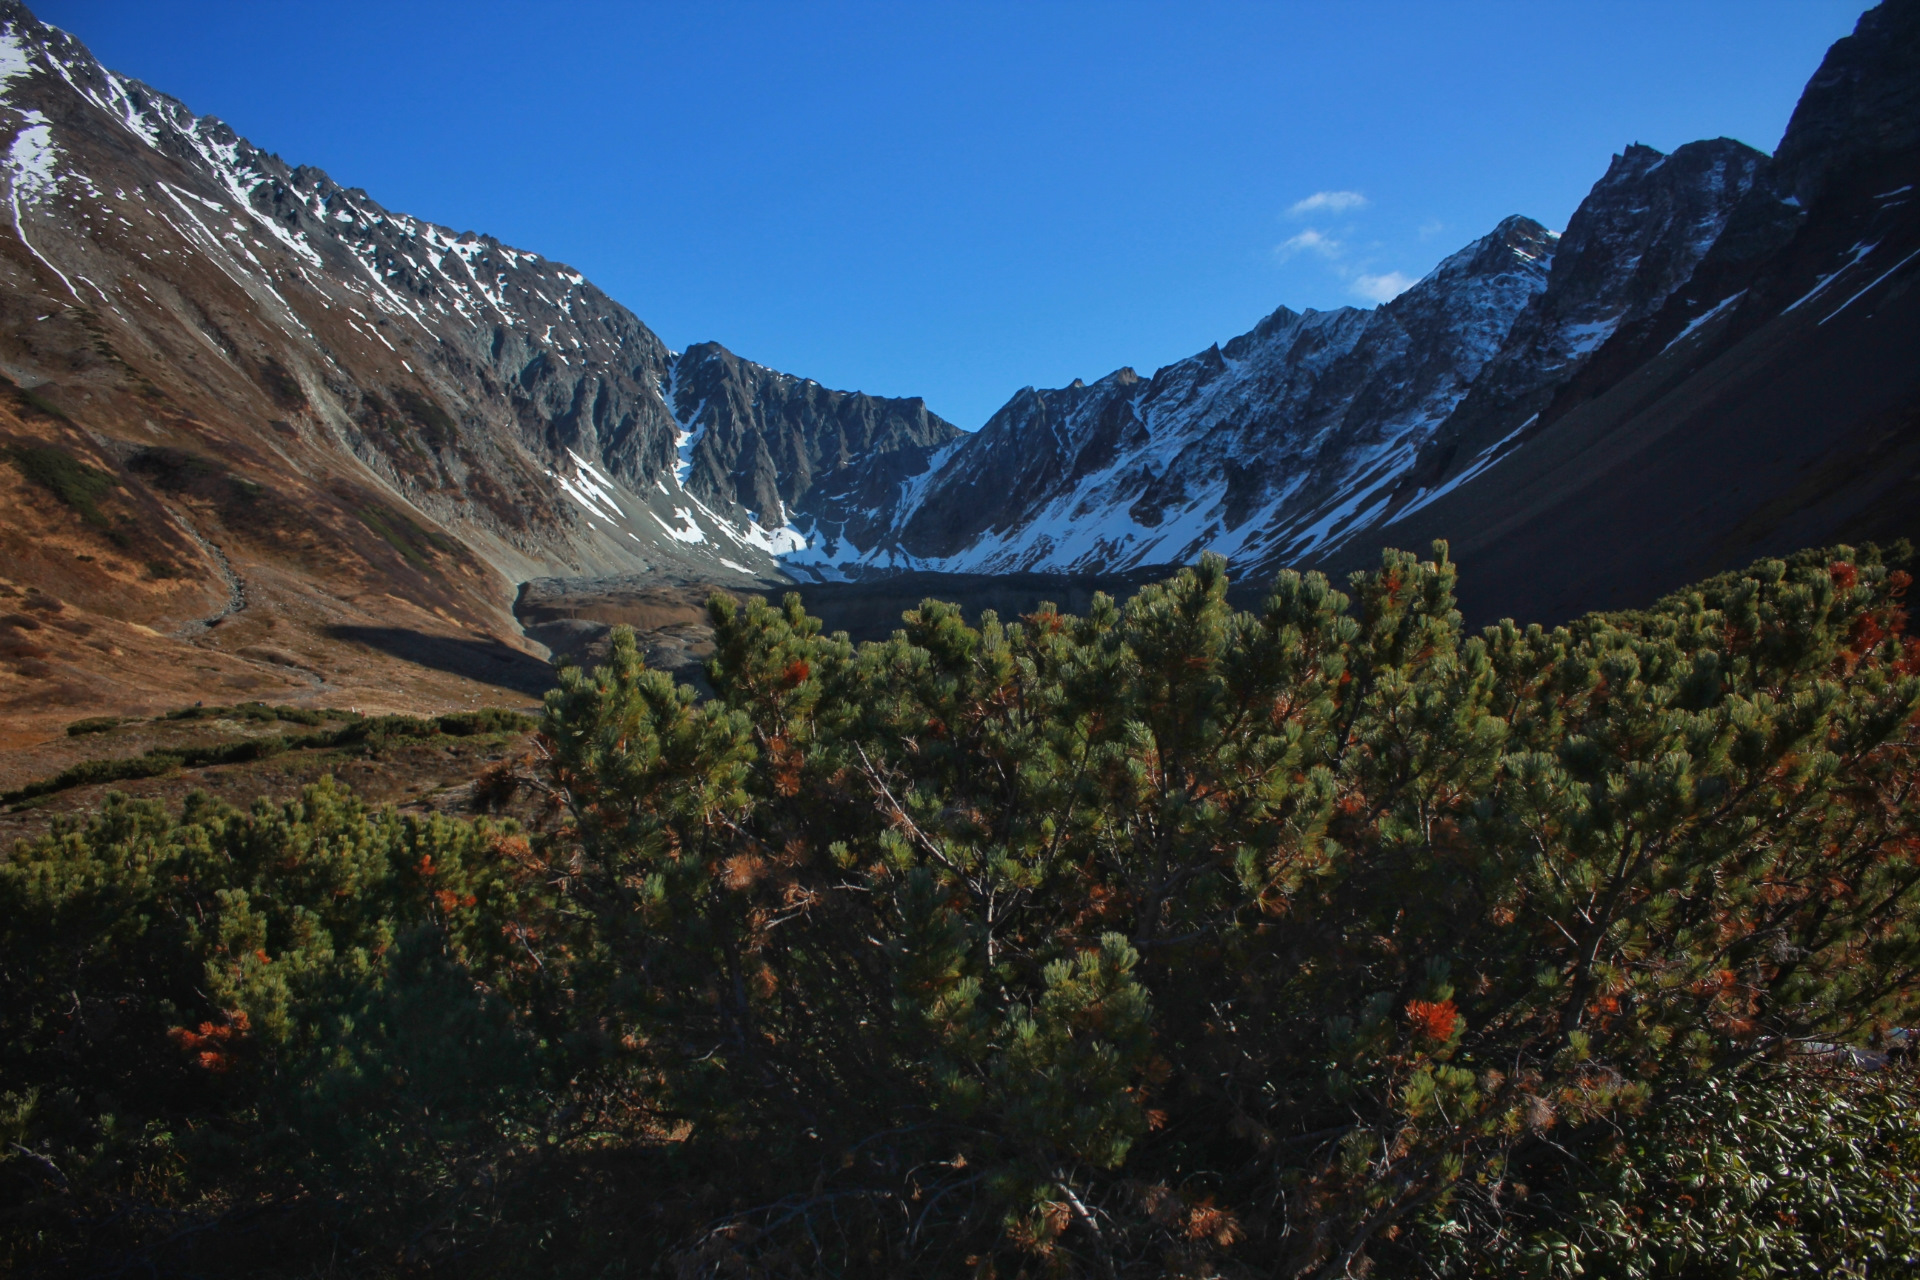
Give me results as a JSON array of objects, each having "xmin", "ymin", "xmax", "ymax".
[
  {"xmin": 10, "ymin": 7, "xmax": 1920, "ymax": 1276},
  {"xmin": 0, "ymin": 0, "xmax": 1916, "ymax": 751}
]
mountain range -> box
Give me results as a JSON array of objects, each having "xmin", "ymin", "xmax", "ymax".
[{"xmin": 0, "ymin": 0, "xmax": 1916, "ymax": 747}]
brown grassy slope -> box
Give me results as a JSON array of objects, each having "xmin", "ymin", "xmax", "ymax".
[{"xmin": 0, "ymin": 304, "xmax": 551, "ymax": 761}]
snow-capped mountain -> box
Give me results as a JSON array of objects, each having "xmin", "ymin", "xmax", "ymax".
[
  {"xmin": 0, "ymin": 0, "xmax": 961, "ymax": 602},
  {"xmin": 859, "ymin": 215, "xmax": 1557, "ymax": 574},
  {"xmin": 762, "ymin": 0, "xmax": 1917, "ymax": 608},
  {"xmin": 792, "ymin": 136, "xmax": 1767, "ymax": 580}
]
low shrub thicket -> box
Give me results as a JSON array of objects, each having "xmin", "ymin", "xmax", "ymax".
[
  {"xmin": 3, "ymin": 543, "xmax": 1918, "ymax": 1277},
  {"xmin": 2, "ymin": 708, "xmax": 538, "ymax": 808}
]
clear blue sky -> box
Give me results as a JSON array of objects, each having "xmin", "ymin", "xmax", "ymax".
[{"xmin": 37, "ymin": 1, "xmax": 1866, "ymax": 428}]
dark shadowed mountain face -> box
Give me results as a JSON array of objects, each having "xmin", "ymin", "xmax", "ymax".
[
  {"xmin": 1773, "ymin": 0, "xmax": 1920, "ymax": 207},
  {"xmin": 1342, "ymin": 0, "xmax": 1920, "ymax": 625},
  {"xmin": 1392, "ymin": 137, "xmax": 1771, "ymax": 497}
]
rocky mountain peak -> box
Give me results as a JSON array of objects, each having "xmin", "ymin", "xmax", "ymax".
[
  {"xmin": 1457, "ymin": 214, "xmax": 1558, "ymax": 270},
  {"xmin": 1547, "ymin": 139, "xmax": 1767, "ymax": 313},
  {"xmin": 1341, "ymin": 220, "xmax": 1554, "ymax": 354},
  {"xmin": 666, "ymin": 340, "xmax": 961, "ymax": 554},
  {"xmin": 1772, "ymin": 0, "xmax": 1920, "ymax": 206},
  {"xmin": 0, "ymin": 0, "xmax": 971, "ymax": 645},
  {"xmin": 1384, "ymin": 132, "xmax": 1769, "ymax": 505},
  {"xmin": 1597, "ymin": 142, "xmax": 1668, "ymax": 183},
  {"xmin": 842, "ymin": 206, "xmax": 1562, "ymax": 577}
]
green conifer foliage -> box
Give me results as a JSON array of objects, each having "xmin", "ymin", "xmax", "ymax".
[
  {"xmin": 4, "ymin": 543, "xmax": 1919, "ymax": 1277},
  {"xmin": 0, "ymin": 780, "xmax": 557, "ymax": 1269},
  {"xmin": 530, "ymin": 542, "xmax": 1920, "ymax": 1276}
]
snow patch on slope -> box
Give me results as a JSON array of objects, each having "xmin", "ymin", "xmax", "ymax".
[{"xmin": 813, "ymin": 224, "xmax": 1555, "ymax": 577}]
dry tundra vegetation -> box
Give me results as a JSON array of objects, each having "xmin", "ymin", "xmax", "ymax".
[{"xmin": 5, "ymin": 541, "xmax": 1920, "ymax": 1278}]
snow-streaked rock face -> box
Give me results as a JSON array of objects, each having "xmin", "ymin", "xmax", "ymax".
[
  {"xmin": 2, "ymin": 7, "xmax": 685, "ymax": 474},
  {"xmin": 815, "ymin": 133, "xmax": 1770, "ymax": 581},
  {"xmin": 1389, "ymin": 138, "xmax": 1770, "ymax": 494},
  {"xmin": 826, "ymin": 216, "xmax": 1558, "ymax": 575},
  {"xmin": 0, "ymin": 0, "xmax": 932, "ymax": 589},
  {"xmin": 666, "ymin": 341, "xmax": 962, "ymax": 558}
]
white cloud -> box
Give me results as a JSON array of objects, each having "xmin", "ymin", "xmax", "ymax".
[
  {"xmin": 1351, "ymin": 271, "xmax": 1415, "ymax": 303},
  {"xmin": 1275, "ymin": 228, "xmax": 1342, "ymax": 261},
  {"xmin": 1287, "ymin": 190, "xmax": 1368, "ymax": 217},
  {"xmin": 1417, "ymin": 219, "xmax": 1446, "ymax": 241}
]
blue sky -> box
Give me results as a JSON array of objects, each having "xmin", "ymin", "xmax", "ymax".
[{"xmin": 38, "ymin": 1, "xmax": 1865, "ymax": 428}]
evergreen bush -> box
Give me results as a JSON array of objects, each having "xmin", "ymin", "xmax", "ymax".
[{"xmin": 3, "ymin": 543, "xmax": 1917, "ymax": 1277}]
